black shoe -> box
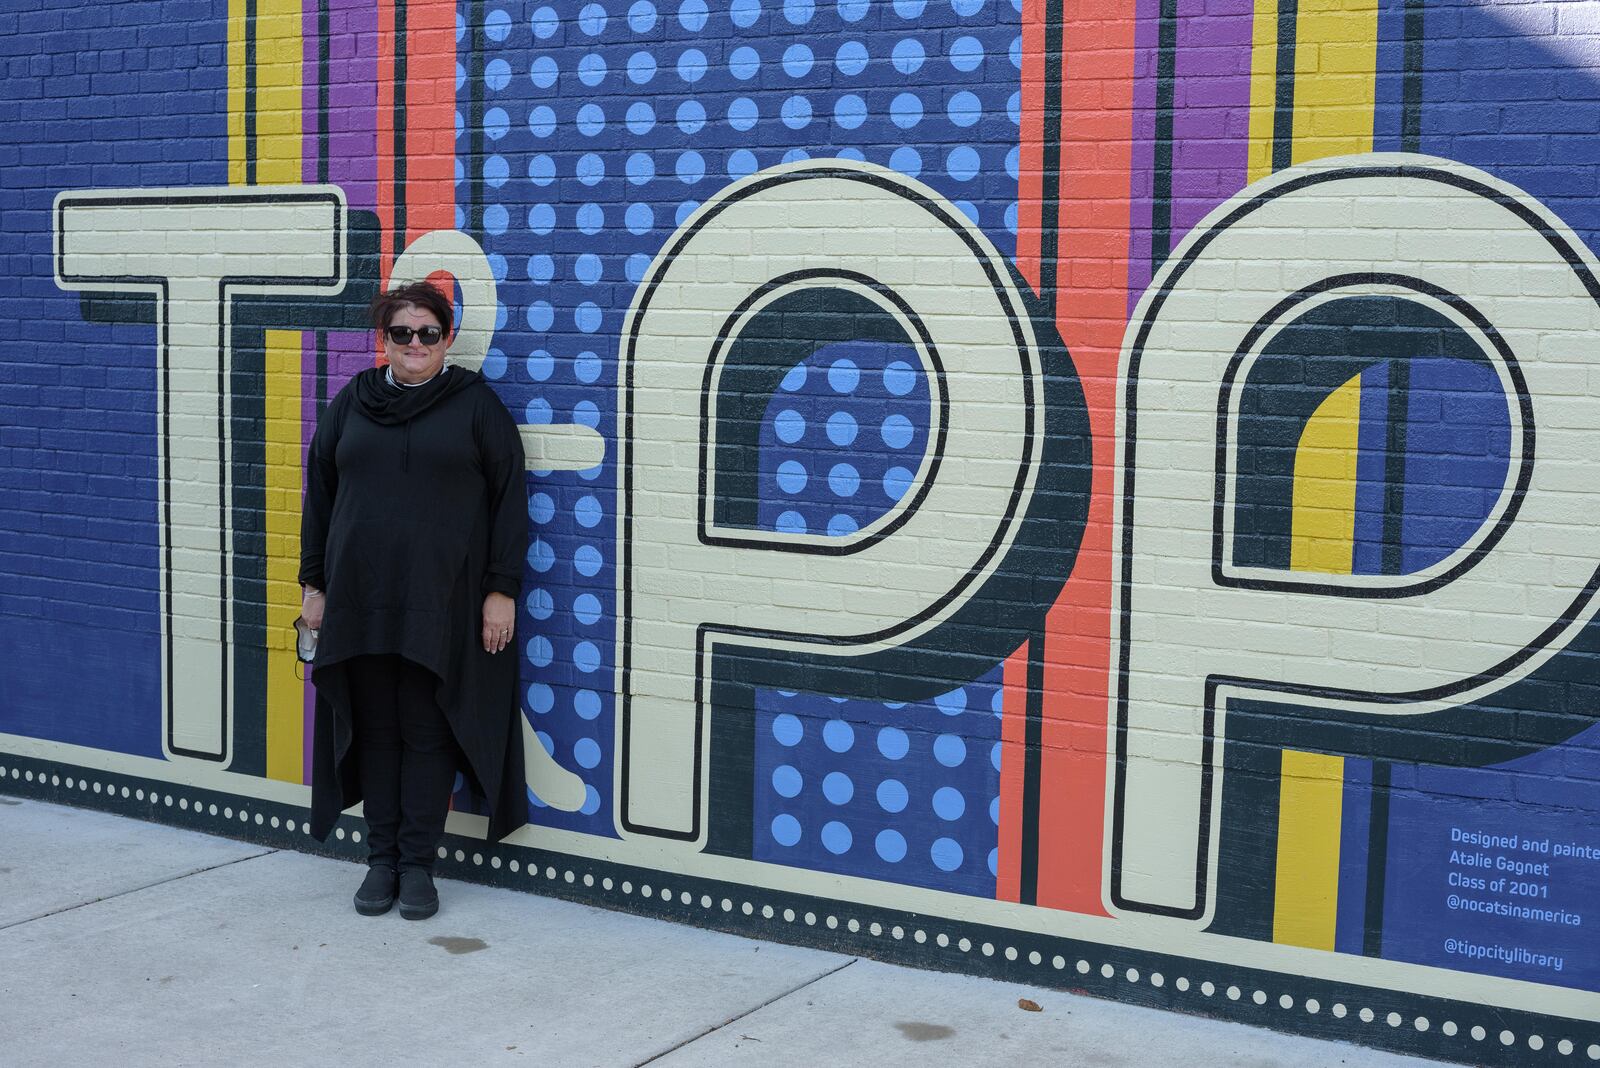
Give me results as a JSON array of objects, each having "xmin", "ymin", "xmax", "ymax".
[
  {"xmin": 353, "ymin": 865, "xmax": 397, "ymax": 916},
  {"xmin": 397, "ymin": 868, "xmax": 438, "ymax": 920}
]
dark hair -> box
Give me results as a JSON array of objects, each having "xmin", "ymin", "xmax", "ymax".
[{"xmin": 370, "ymin": 281, "xmax": 454, "ymax": 336}]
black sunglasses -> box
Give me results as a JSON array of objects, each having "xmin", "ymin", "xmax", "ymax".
[{"xmin": 386, "ymin": 325, "xmax": 446, "ymax": 345}]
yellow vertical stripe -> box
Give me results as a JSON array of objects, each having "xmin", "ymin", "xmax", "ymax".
[
  {"xmin": 1290, "ymin": 377, "xmax": 1360, "ymax": 574},
  {"xmin": 1273, "ymin": 751, "xmax": 1346, "ymax": 950},
  {"xmin": 1246, "ymin": 0, "xmax": 1281, "ymax": 183},
  {"xmin": 227, "ymin": 0, "xmax": 246, "ymax": 185},
  {"xmin": 254, "ymin": 0, "xmax": 304, "ymax": 185},
  {"xmin": 264, "ymin": 329, "xmax": 306, "ymax": 782},
  {"xmin": 1290, "ymin": 0, "xmax": 1379, "ymax": 163}
]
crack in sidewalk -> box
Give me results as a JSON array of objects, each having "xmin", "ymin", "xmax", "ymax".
[
  {"xmin": 628, "ymin": 957, "xmax": 858, "ymax": 1067},
  {"xmin": 0, "ymin": 848, "xmax": 280, "ymax": 933}
]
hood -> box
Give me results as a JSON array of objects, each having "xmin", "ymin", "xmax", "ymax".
[{"xmin": 351, "ymin": 364, "xmax": 481, "ymax": 425}]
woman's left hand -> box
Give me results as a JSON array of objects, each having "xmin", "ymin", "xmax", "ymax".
[{"xmin": 482, "ymin": 592, "xmax": 516, "ymax": 654}]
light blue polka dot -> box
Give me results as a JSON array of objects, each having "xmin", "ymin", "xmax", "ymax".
[
  {"xmin": 731, "ymin": 0, "xmax": 761, "ymax": 26},
  {"xmin": 485, "ymin": 58, "xmax": 511, "ymax": 91},
  {"xmin": 574, "ymin": 738, "xmax": 602, "ymax": 769},
  {"xmin": 957, "ymin": 201, "xmax": 980, "ymax": 223},
  {"xmin": 823, "ymin": 718, "xmax": 854, "ymax": 753},
  {"xmin": 493, "ymin": 301, "xmax": 507, "ymax": 331},
  {"xmin": 838, "ymin": 0, "xmax": 869, "ymax": 18},
  {"xmin": 577, "ymin": 203, "xmax": 605, "ymax": 235},
  {"xmin": 727, "ymin": 148, "xmax": 758, "ymax": 179},
  {"xmin": 935, "ymin": 688, "xmax": 967, "ymax": 716},
  {"xmin": 578, "ymin": 53, "xmax": 608, "ymax": 86},
  {"xmin": 880, "ymin": 413, "xmax": 914, "ymax": 449},
  {"xmin": 621, "ymin": 203, "xmax": 653, "ymax": 238},
  {"xmin": 530, "ymin": 55, "xmax": 558, "ymax": 89},
  {"xmin": 627, "ymin": 51, "xmax": 656, "ymax": 84},
  {"xmin": 774, "ymin": 409, "xmax": 805, "ymax": 443},
  {"xmin": 675, "ymin": 197, "xmax": 697, "ymax": 223},
  {"xmin": 882, "ymin": 467, "xmax": 914, "ymax": 501},
  {"xmin": 528, "ymin": 682, "xmax": 554, "ymax": 714},
  {"xmin": 579, "ymin": 2, "xmax": 608, "ymax": 35},
  {"xmin": 781, "ymin": 95, "xmax": 812, "ymax": 130},
  {"xmin": 676, "ymin": 151, "xmax": 706, "ymax": 186},
  {"xmin": 834, "ymin": 94, "xmax": 867, "ymax": 130},
  {"xmin": 821, "ymin": 821, "xmax": 852, "ymax": 854},
  {"xmin": 536, "ymin": 731, "xmax": 555, "ymax": 756},
  {"xmin": 574, "ymin": 544, "xmax": 603, "ymax": 577},
  {"xmin": 527, "ymin": 635, "xmax": 553, "ymax": 667},
  {"xmin": 1009, "ymin": 35, "xmax": 1023, "ymax": 70},
  {"xmin": 776, "ymin": 460, "xmax": 807, "ymax": 494},
  {"xmin": 456, "ymin": 11, "xmax": 466, "ymax": 40},
  {"xmin": 991, "ymin": 688, "xmax": 1004, "ymax": 715},
  {"xmin": 892, "ymin": 0, "xmax": 924, "ymax": 17},
  {"xmin": 891, "ymin": 38, "xmax": 924, "ymax": 74},
  {"xmin": 528, "ymin": 155, "xmax": 556, "ymax": 186},
  {"xmin": 455, "ymin": 155, "xmax": 465, "ymax": 184},
  {"xmin": 987, "ymin": 847, "xmax": 999, "ymax": 876},
  {"xmin": 827, "ymin": 514, "xmax": 858, "ymax": 537},
  {"xmin": 835, "ymin": 40, "xmax": 868, "ymax": 75},
  {"xmin": 526, "ymin": 203, "xmax": 554, "ymax": 235},
  {"xmin": 933, "ymin": 786, "xmax": 965, "ymax": 820},
  {"xmin": 529, "ymin": 492, "xmax": 556, "ymax": 524},
  {"xmin": 771, "ymin": 813, "xmax": 802, "ymax": 847},
  {"xmin": 678, "ymin": 48, "xmax": 708, "ymax": 82},
  {"xmin": 676, "ymin": 99, "xmax": 706, "ymax": 134},
  {"xmin": 1004, "ymin": 203, "xmax": 1018, "ymax": 235},
  {"xmin": 933, "ymin": 733, "xmax": 966, "ymax": 767},
  {"xmin": 573, "ymin": 399, "xmax": 601, "ymax": 429},
  {"xmin": 783, "ymin": 43, "xmax": 813, "ymax": 78},
  {"xmin": 948, "ymin": 91, "xmax": 981, "ymax": 128},
  {"xmin": 889, "ymin": 92, "xmax": 922, "ymax": 130},
  {"xmin": 574, "ymin": 255, "xmax": 604, "ymax": 287},
  {"xmin": 483, "ymin": 155, "xmax": 509, "ymax": 188},
  {"xmin": 875, "ymin": 829, "xmax": 907, "ymax": 862},
  {"xmin": 828, "ymin": 463, "xmax": 860, "ymax": 498},
  {"xmin": 624, "ymin": 101, "xmax": 655, "ymax": 134},
  {"xmin": 950, "ymin": 35, "xmax": 983, "ymax": 71},
  {"xmin": 629, "ymin": 0, "xmax": 657, "ymax": 31},
  {"xmin": 1007, "ymin": 90, "xmax": 1021, "ymax": 126},
  {"xmin": 580, "ymin": 785, "xmax": 602, "ymax": 816},
  {"xmin": 575, "ymin": 689, "xmax": 602, "ymax": 720},
  {"xmin": 775, "ymin": 510, "xmax": 807, "ymax": 534},
  {"xmin": 728, "ymin": 96, "xmax": 759, "ymax": 131},
  {"xmin": 577, "ymin": 153, "xmax": 606, "ymax": 186},
  {"xmin": 952, "ymin": 0, "xmax": 983, "ymax": 15},
  {"xmin": 835, "ymin": 147, "xmax": 866, "ymax": 162},
  {"xmin": 529, "ymin": 105, "xmax": 557, "ymax": 137},
  {"xmin": 772, "ymin": 712, "xmax": 803, "ymax": 746},
  {"xmin": 626, "ymin": 253, "xmax": 652, "ymax": 282},
  {"xmin": 574, "ymin": 593, "xmax": 602, "ymax": 624},
  {"xmin": 782, "ymin": 147, "xmax": 811, "ymax": 164},
  {"xmin": 876, "ymin": 778, "xmax": 908, "ymax": 812},
  {"xmin": 822, "ymin": 771, "xmax": 854, "ymax": 805},
  {"xmin": 679, "ymin": 0, "xmax": 709, "ymax": 30},
  {"xmin": 728, "ymin": 45, "xmax": 760, "ymax": 80},
  {"xmin": 824, "ymin": 411, "xmax": 858, "ymax": 446},
  {"xmin": 626, "ymin": 152, "xmax": 655, "ymax": 183},
  {"xmin": 827, "ymin": 358, "xmax": 859, "ymax": 393},
  {"xmin": 483, "ymin": 348, "xmax": 507, "ymax": 379},
  {"xmin": 577, "ymin": 103, "xmax": 606, "ymax": 136},
  {"xmin": 877, "ymin": 725, "xmax": 909, "ymax": 759},
  {"xmin": 783, "ymin": 0, "xmax": 814, "ymax": 23},
  {"xmin": 484, "ymin": 107, "xmax": 510, "ymax": 141},
  {"xmin": 525, "ymin": 397, "xmax": 552, "ymax": 425},
  {"xmin": 527, "ymin": 301, "xmax": 555, "ymax": 331},
  {"xmin": 529, "ymin": 257, "xmax": 556, "ymax": 286},
  {"xmin": 575, "ymin": 494, "xmax": 603, "ymax": 527},
  {"xmin": 483, "ymin": 204, "xmax": 508, "ymax": 235},
  {"xmin": 527, "ymin": 587, "xmax": 554, "ymax": 618},
  {"xmin": 889, "ymin": 146, "xmax": 922, "ymax": 177},
  {"xmin": 930, "ymin": 838, "xmax": 963, "ymax": 872},
  {"xmin": 527, "ymin": 349, "xmax": 554, "ymax": 380},
  {"xmin": 990, "ymin": 741, "xmax": 1002, "ymax": 771},
  {"xmin": 574, "ymin": 301, "xmax": 602, "ymax": 333},
  {"xmin": 780, "ymin": 364, "xmax": 807, "ymax": 391},
  {"xmin": 990, "ymin": 796, "xmax": 1001, "ymax": 824},
  {"xmin": 573, "ymin": 641, "xmax": 602, "ymax": 673},
  {"xmin": 945, "ymin": 146, "xmax": 980, "ymax": 181},
  {"xmin": 456, "ymin": 62, "xmax": 466, "ymax": 93},
  {"xmin": 531, "ymin": 4, "xmax": 559, "ymax": 36},
  {"xmin": 772, "ymin": 764, "xmax": 803, "ymax": 798}
]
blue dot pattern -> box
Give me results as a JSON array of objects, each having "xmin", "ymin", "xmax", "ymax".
[
  {"xmin": 466, "ymin": 0, "xmax": 1022, "ymax": 850},
  {"xmin": 753, "ymin": 669, "xmax": 1003, "ymax": 896}
]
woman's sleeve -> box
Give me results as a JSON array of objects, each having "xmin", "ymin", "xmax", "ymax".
[
  {"xmin": 298, "ymin": 397, "xmax": 341, "ymax": 590},
  {"xmin": 480, "ymin": 392, "xmax": 529, "ymax": 599}
]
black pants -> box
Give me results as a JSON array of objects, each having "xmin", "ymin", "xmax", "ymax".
[{"xmin": 346, "ymin": 654, "xmax": 457, "ymax": 872}]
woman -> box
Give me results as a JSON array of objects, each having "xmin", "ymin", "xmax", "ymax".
[{"xmin": 299, "ymin": 281, "xmax": 529, "ymax": 920}]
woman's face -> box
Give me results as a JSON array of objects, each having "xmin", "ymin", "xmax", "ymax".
[{"xmin": 383, "ymin": 303, "xmax": 451, "ymax": 385}]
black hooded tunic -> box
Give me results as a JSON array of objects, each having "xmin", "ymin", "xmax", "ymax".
[{"xmin": 299, "ymin": 365, "xmax": 529, "ymax": 845}]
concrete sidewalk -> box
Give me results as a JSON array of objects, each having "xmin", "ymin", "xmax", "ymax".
[{"xmin": 0, "ymin": 797, "xmax": 1431, "ymax": 1067}]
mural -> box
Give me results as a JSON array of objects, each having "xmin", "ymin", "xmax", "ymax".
[{"xmin": 4, "ymin": 0, "xmax": 1600, "ymax": 1061}]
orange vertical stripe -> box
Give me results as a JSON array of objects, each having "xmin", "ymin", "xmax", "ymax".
[
  {"xmin": 404, "ymin": 0, "xmax": 457, "ymax": 239},
  {"xmin": 995, "ymin": 644, "xmax": 1031, "ymax": 902},
  {"xmin": 1014, "ymin": 0, "xmax": 1049, "ymax": 290},
  {"xmin": 1032, "ymin": 0, "xmax": 1139, "ymax": 917},
  {"xmin": 375, "ymin": 0, "xmax": 395, "ymax": 289}
]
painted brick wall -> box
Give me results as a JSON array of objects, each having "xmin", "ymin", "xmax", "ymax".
[{"xmin": 5, "ymin": 0, "xmax": 1600, "ymax": 1061}]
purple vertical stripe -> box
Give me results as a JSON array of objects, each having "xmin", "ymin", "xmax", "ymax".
[
  {"xmin": 1126, "ymin": 0, "xmax": 1162, "ymax": 309},
  {"xmin": 1168, "ymin": 0, "xmax": 1254, "ymax": 243}
]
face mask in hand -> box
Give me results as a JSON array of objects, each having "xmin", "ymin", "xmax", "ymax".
[{"xmin": 293, "ymin": 616, "xmax": 319, "ymax": 665}]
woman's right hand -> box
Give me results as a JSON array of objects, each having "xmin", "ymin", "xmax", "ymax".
[{"xmin": 301, "ymin": 586, "xmax": 325, "ymax": 630}]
